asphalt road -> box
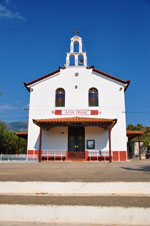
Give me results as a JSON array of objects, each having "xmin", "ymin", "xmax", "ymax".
[{"xmin": 0, "ymin": 160, "xmax": 150, "ymax": 182}]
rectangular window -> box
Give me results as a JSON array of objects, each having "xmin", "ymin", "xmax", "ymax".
[{"xmin": 87, "ymin": 140, "xmax": 95, "ymax": 149}]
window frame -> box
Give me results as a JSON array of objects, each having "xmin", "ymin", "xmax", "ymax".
[
  {"xmin": 55, "ymin": 88, "xmax": 65, "ymax": 107},
  {"xmin": 88, "ymin": 87, "xmax": 99, "ymax": 107},
  {"xmin": 87, "ymin": 140, "xmax": 95, "ymax": 149}
]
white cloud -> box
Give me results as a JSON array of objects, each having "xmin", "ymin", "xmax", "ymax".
[
  {"xmin": 0, "ymin": 3, "xmax": 25, "ymax": 20},
  {"xmin": 0, "ymin": 104, "xmax": 17, "ymax": 111}
]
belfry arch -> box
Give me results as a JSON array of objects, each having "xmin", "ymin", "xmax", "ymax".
[
  {"xmin": 73, "ymin": 41, "xmax": 79, "ymax": 52},
  {"xmin": 78, "ymin": 54, "xmax": 84, "ymax": 66},
  {"xmin": 69, "ymin": 54, "xmax": 75, "ymax": 66},
  {"xmin": 66, "ymin": 35, "xmax": 87, "ymax": 67}
]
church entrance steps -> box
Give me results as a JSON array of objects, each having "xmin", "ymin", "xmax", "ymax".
[
  {"xmin": 0, "ymin": 182, "xmax": 150, "ymax": 196},
  {"xmin": 0, "ymin": 223, "xmax": 120, "ymax": 226},
  {"xmin": 0, "ymin": 204, "xmax": 150, "ymax": 225}
]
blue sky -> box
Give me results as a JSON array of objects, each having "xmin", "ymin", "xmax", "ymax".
[{"xmin": 0, "ymin": 0, "xmax": 150, "ymax": 126}]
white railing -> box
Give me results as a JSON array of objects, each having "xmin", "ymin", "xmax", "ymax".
[
  {"xmin": 88, "ymin": 150, "xmax": 110, "ymax": 161},
  {"xmin": 41, "ymin": 150, "xmax": 66, "ymax": 161},
  {"xmin": 0, "ymin": 152, "xmax": 38, "ymax": 162},
  {"xmin": 0, "ymin": 154, "xmax": 28, "ymax": 162}
]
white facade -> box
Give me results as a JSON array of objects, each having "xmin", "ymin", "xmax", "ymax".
[{"xmin": 25, "ymin": 35, "xmax": 130, "ymax": 161}]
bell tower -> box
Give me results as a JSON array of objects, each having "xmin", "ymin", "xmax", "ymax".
[{"xmin": 65, "ymin": 35, "xmax": 87, "ymax": 67}]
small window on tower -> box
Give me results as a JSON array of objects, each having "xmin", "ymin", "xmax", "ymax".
[
  {"xmin": 89, "ymin": 88, "xmax": 98, "ymax": 107},
  {"xmin": 56, "ymin": 88, "xmax": 65, "ymax": 107}
]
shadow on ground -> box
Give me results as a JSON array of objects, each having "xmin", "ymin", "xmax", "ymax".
[{"xmin": 121, "ymin": 165, "xmax": 150, "ymax": 174}]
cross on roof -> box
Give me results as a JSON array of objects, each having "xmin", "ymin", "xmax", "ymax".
[{"xmin": 73, "ymin": 30, "xmax": 80, "ymax": 34}]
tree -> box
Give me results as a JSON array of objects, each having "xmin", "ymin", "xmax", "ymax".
[
  {"xmin": 0, "ymin": 122, "xmax": 27, "ymax": 154},
  {"xmin": 0, "ymin": 123, "xmax": 6, "ymax": 153}
]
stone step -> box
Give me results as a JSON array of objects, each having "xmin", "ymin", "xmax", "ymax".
[
  {"xmin": 0, "ymin": 204, "xmax": 150, "ymax": 225},
  {"xmin": 0, "ymin": 222, "xmax": 143, "ymax": 226},
  {"xmin": 0, "ymin": 181, "xmax": 150, "ymax": 196}
]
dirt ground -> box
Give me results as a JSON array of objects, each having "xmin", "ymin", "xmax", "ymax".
[{"xmin": 0, "ymin": 159, "xmax": 150, "ymax": 182}]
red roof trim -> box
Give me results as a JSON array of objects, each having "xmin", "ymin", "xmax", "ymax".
[
  {"xmin": 87, "ymin": 66, "xmax": 130, "ymax": 91},
  {"xmin": 24, "ymin": 67, "xmax": 65, "ymax": 91},
  {"xmin": 24, "ymin": 66, "xmax": 130, "ymax": 92}
]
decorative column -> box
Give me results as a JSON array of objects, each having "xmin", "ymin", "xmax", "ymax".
[
  {"xmin": 39, "ymin": 127, "xmax": 42, "ymax": 162},
  {"xmin": 138, "ymin": 136, "xmax": 141, "ymax": 160},
  {"xmin": 75, "ymin": 54, "xmax": 78, "ymax": 66},
  {"xmin": 66, "ymin": 54, "xmax": 70, "ymax": 67},
  {"xmin": 108, "ymin": 128, "xmax": 112, "ymax": 162}
]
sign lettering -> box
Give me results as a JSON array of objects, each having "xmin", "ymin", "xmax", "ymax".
[{"xmin": 52, "ymin": 109, "xmax": 101, "ymax": 115}]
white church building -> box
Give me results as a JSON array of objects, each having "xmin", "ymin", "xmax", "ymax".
[{"xmin": 24, "ymin": 35, "xmax": 130, "ymax": 162}]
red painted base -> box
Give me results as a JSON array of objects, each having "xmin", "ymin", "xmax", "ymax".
[
  {"xmin": 112, "ymin": 151, "xmax": 127, "ymax": 161},
  {"xmin": 28, "ymin": 150, "xmax": 39, "ymax": 161},
  {"xmin": 27, "ymin": 150, "xmax": 127, "ymax": 162},
  {"xmin": 65, "ymin": 151, "xmax": 88, "ymax": 161}
]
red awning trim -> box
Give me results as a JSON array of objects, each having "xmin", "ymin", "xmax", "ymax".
[
  {"xmin": 33, "ymin": 117, "xmax": 117, "ymax": 128},
  {"xmin": 15, "ymin": 131, "xmax": 28, "ymax": 139},
  {"xmin": 126, "ymin": 130, "xmax": 143, "ymax": 136},
  {"xmin": 126, "ymin": 130, "xmax": 143, "ymax": 139}
]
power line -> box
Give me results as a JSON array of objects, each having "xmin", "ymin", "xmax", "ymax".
[{"xmin": 123, "ymin": 111, "xmax": 150, "ymax": 114}]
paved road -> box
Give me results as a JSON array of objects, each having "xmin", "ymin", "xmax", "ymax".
[
  {"xmin": 0, "ymin": 195, "xmax": 150, "ymax": 207},
  {"xmin": 0, "ymin": 160, "xmax": 150, "ymax": 182}
]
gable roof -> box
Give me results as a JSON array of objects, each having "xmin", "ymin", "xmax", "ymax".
[
  {"xmin": 24, "ymin": 66, "xmax": 130, "ymax": 92},
  {"xmin": 24, "ymin": 67, "xmax": 64, "ymax": 91},
  {"xmin": 87, "ymin": 66, "xmax": 130, "ymax": 91}
]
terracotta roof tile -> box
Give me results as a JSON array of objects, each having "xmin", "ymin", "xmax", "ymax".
[
  {"xmin": 126, "ymin": 130, "xmax": 143, "ymax": 136},
  {"xmin": 15, "ymin": 131, "xmax": 28, "ymax": 135},
  {"xmin": 33, "ymin": 117, "xmax": 117, "ymax": 128}
]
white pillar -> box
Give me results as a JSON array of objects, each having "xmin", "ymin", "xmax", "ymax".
[{"xmin": 75, "ymin": 54, "xmax": 78, "ymax": 66}]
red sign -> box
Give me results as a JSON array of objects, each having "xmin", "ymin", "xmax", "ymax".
[{"xmin": 52, "ymin": 109, "xmax": 101, "ymax": 115}]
